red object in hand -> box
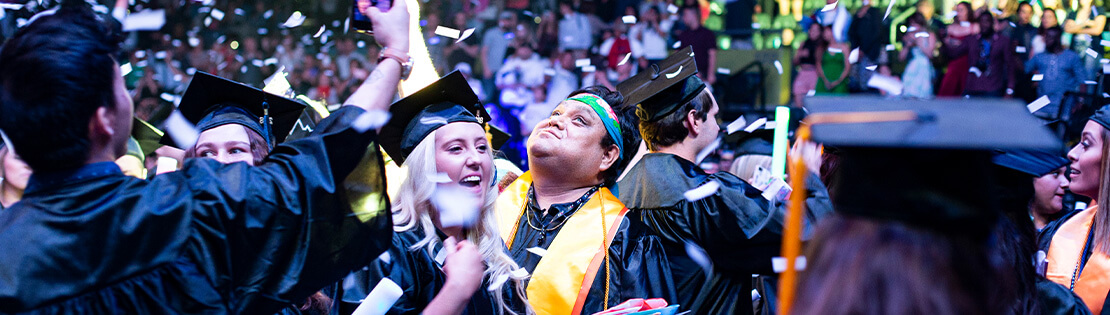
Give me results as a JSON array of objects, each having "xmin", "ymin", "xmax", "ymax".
[{"xmin": 591, "ymin": 298, "xmax": 670, "ymax": 315}]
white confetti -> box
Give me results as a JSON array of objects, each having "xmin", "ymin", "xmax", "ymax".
[
  {"xmin": 752, "ymin": 22, "xmax": 762, "ymax": 29},
  {"xmin": 543, "ymin": 68, "xmax": 557, "ymax": 76},
  {"xmin": 234, "ymin": 8, "xmax": 245, "ymax": 15},
  {"xmin": 154, "ymin": 51, "xmax": 168, "ymax": 59},
  {"xmin": 867, "ymin": 73, "xmax": 903, "ymax": 95},
  {"xmin": 264, "ymin": 58, "xmax": 279, "ymax": 66},
  {"xmin": 914, "ymin": 32, "xmax": 929, "ymax": 38},
  {"xmin": 726, "ymin": 116, "xmax": 748, "ymax": 135},
  {"xmin": 210, "ymin": 8, "xmax": 224, "ymax": 20},
  {"xmin": 694, "ymin": 136, "xmax": 721, "ymax": 164},
  {"xmin": 435, "ymin": 26, "xmax": 461, "ymax": 39},
  {"xmin": 774, "ymin": 60, "xmax": 783, "ymax": 74},
  {"xmin": 1104, "ymin": 64, "xmax": 1110, "ymax": 74},
  {"xmin": 457, "ymin": 28, "xmax": 476, "ymax": 43},
  {"xmin": 848, "ymin": 48, "xmax": 860, "ymax": 63},
  {"xmin": 164, "ymin": 111, "xmax": 199, "ymax": 149},
  {"xmin": 865, "ymin": 65, "xmax": 878, "ymax": 71},
  {"xmin": 1032, "ymin": 73, "xmax": 1044, "ymax": 81},
  {"xmin": 575, "ymin": 58, "xmax": 591, "ymax": 67},
  {"xmin": 716, "ymin": 67, "xmax": 731, "ymax": 75},
  {"xmin": 886, "ymin": 44, "xmax": 896, "ymax": 51},
  {"xmin": 961, "ymin": 21, "xmax": 971, "ymax": 27},
  {"xmin": 883, "ymin": 0, "xmax": 896, "ymax": 20},
  {"xmin": 665, "ymin": 65, "xmax": 684, "ymax": 79},
  {"xmin": 667, "ymin": 4, "xmax": 680, "ymax": 13},
  {"xmin": 622, "ymin": 15, "xmax": 637, "ymax": 24},
  {"xmin": 828, "ymin": 47, "xmax": 843, "ymax": 54},
  {"xmin": 969, "ymin": 67, "xmax": 982, "ymax": 77},
  {"xmin": 581, "ymin": 65, "xmax": 597, "ymax": 73},
  {"xmin": 120, "ymin": 63, "xmax": 132, "ymax": 76},
  {"xmin": 1016, "ymin": 46, "xmax": 1027, "ymax": 53},
  {"xmin": 1087, "ymin": 80, "xmax": 1098, "ymax": 85},
  {"xmin": 821, "ymin": 0, "xmax": 838, "ymax": 11},
  {"xmin": 252, "ymin": 59, "xmax": 264, "ymax": 68},
  {"xmin": 314, "ymin": 25, "xmax": 326, "ymax": 38},
  {"xmin": 764, "ymin": 121, "xmax": 778, "ymax": 129},
  {"xmin": 351, "ymin": 110, "xmax": 391, "ymax": 132},
  {"xmin": 263, "ymin": 9, "xmax": 274, "ymax": 19},
  {"xmin": 487, "ymin": 274, "xmax": 510, "ymax": 292},
  {"xmin": 282, "ymin": 11, "xmax": 306, "ymax": 28},
  {"xmin": 618, "ymin": 53, "xmax": 632, "ymax": 66},
  {"xmin": 351, "ymin": 278, "xmax": 404, "ymax": 315},
  {"xmin": 155, "ymin": 156, "xmax": 178, "ymax": 174},
  {"xmin": 430, "ymin": 185, "xmax": 481, "ymax": 228},
  {"xmin": 685, "ymin": 241, "xmax": 712, "ymax": 274},
  {"xmin": 745, "ymin": 117, "xmax": 768, "ymax": 132},
  {"xmin": 378, "ymin": 251, "xmax": 391, "ymax": 264},
  {"xmin": 772, "ymin": 256, "xmax": 807, "ymax": 272},
  {"xmin": 1088, "ymin": 48, "xmax": 1099, "ymax": 58},
  {"xmin": 122, "ymin": 9, "xmax": 166, "ymax": 31},
  {"xmin": 673, "ymin": 41, "xmax": 682, "ymax": 49},
  {"xmin": 1027, "ymin": 95, "xmax": 1051, "ymax": 113},
  {"xmin": 806, "ymin": 90, "xmax": 816, "ymax": 97},
  {"xmin": 188, "ymin": 37, "xmax": 201, "ymax": 47},
  {"xmin": 684, "ymin": 180, "xmax": 721, "ymax": 201},
  {"xmin": 527, "ymin": 247, "xmax": 547, "ymax": 257}
]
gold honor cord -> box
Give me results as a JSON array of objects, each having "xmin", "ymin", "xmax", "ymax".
[{"xmin": 776, "ymin": 110, "xmax": 920, "ymax": 314}]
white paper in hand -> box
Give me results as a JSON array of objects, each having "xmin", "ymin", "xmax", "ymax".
[
  {"xmin": 351, "ymin": 278, "xmax": 404, "ymax": 315},
  {"xmin": 1027, "ymin": 95, "xmax": 1051, "ymax": 113},
  {"xmin": 684, "ymin": 180, "xmax": 721, "ymax": 202}
]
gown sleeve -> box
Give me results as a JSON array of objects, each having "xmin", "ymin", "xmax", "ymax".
[{"xmin": 180, "ymin": 106, "xmax": 394, "ymax": 314}]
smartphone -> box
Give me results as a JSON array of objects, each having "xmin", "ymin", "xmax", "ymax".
[{"xmin": 351, "ymin": 0, "xmax": 392, "ymax": 33}]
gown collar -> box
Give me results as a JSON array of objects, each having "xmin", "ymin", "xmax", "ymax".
[{"xmin": 25, "ymin": 161, "xmax": 123, "ymax": 195}]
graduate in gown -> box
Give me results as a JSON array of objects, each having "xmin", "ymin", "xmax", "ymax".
[
  {"xmin": 0, "ymin": 1, "xmax": 411, "ymax": 312},
  {"xmin": 615, "ymin": 48, "xmax": 831, "ymax": 314},
  {"xmin": 1040, "ymin": 105, "xmax": 1110, "ymax": 314},
  {"xmin": 792, "ymin": 98, "xmax": 1068, "ymax": 314},
  {"xmin": 336, "ymin": 71, "xmax": 531, "ymax": 315},
  {"xmin": 495, "ymin": 86, "xmax": 676, "ymax": 315}
]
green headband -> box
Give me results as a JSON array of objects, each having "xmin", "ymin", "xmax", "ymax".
[{"xmin": 569, "ymin": 94, "xmax": 623, "ymax": 161}]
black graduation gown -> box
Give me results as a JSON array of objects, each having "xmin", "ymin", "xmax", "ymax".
[
  {"xmin": 507, "ymin": 187, "xmax": 677, "ymax": 314},
  {"xmin": 616, "ymin": 153, "xmax": 833, "ymax": 315},
  {"xmin": 336, "ymin": 225, "xmax": 525, "ymax": 315},
  {"xmin": 0, "ymin": 106, "xmax": 393, "ymax": 314}
]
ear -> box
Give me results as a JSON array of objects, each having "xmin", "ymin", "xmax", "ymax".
[
  {"xmin": 598, "ymin": 143, "xmax": 620, "ymax": 173},
  {"xmin": 685, "ymin": 109, "xmax": 702, "ymax": 137},
  {"xmin": 89, "ymin": 106, "xmax": 118, "ymax": 139}
]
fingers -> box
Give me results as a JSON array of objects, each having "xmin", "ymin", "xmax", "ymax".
[{"xmin": 444, "ymin": 236, "xmax": 458, "ymax": 256}]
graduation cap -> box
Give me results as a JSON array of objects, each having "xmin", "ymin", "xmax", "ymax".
[
  {"xmin": 805, "ymin": 97, "xmax": 1061, "ymax": 237},
  {"xmin": 380, "ymin": 71, "xmax": 508, "ymax": 165},
  {"xmin": 616, "ymin": 46, "xmax": 706, "ymax": 123},
  {"xmin": 160, "ymin": 71, "xmax": 306, "ymax": 149},
  {"xmin": 131, "ymin": 117, "xmax": 164, "ymax": 158},
  {"xmin": 992, "ymin": 149, "xmax": 1069, "ymax": 177}
]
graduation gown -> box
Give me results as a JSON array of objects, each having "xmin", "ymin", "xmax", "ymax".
[
  {"xmin": 336, "ymin": 225, "xmax": 525, "ymax": 315},
  {"xmin": 0, "ymin": 106, "xmax": 393, "ymax": 314},
  {"xmin": 616, "ymin": 153, "xmax": 833, "ymax": 315},
  {"xmin": 495, "ymin": 172, "xmax": 676, "ymax": 315}
]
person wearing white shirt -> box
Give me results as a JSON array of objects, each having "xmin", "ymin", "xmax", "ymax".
[
  {"xmin": 630, "ymin": 6, "xmax": 673, "ymax": 64},
  {"xmin": 558, "ymin": 2, "xmax": 594, "ymax": 53}
]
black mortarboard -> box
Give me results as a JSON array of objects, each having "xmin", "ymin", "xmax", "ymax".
[
  {"xmin": 617, "ymin": 46, "xmax": 706, "ymax": 123},
  {"xmin": 992, "ymin": 149, "xmax": 1069, "ymax": 177},
  {"xmin": 131, "ymin": 117, "xmax": 164, "ymax": 158},
  {"xmin": 380, "ymin": 71, "xmax": 505, "ymax": 165},
  {"xmin": 806, "ymin": 97, "xmax": 1061, "ymax": 237},
  {"xmin": 160, "ymin": 72, "xmax": 306, "ymax": 149}
]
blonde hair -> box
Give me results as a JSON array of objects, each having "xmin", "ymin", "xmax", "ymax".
[
  {"xmin": 729, "ymin": 154, "xmax": 773, "ymax": 181},
  {"xmin": 392, "ymin": 130, "xmax": 532, "ymax": 315}
]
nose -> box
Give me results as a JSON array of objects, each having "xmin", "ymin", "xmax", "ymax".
[{"xmin": 1067, "ymin": 144, "xmax": 1081, "ymax": 163}]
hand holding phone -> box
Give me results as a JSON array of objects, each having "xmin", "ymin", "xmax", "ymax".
[{"xmin": 351, "ymin": 0, "xmax": 393, "ymax": 34}]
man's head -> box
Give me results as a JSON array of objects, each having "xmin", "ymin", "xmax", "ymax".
[
  {"xmin": 1017, "ymin": 2, "xmax": 1034, "ymax": 25},
  {"xmin": 1045, "ymin": 26, "xmax": 1064, "ymax": 52},
  {"xmin": 639, "ymin": 88, "xmax": 719, "ymax": 152},
  {"xmin": 978, "ymin": 10, "xmax": 996, "ymax": 36},
  {"xmin": 499, "ymin": 10, "xmax": 518, "ymax": 30},
  {"xmin": 682, "ymin": 6, "xmax": 702, "ymax": 28},
  {"xmin": 0, "ymin": 2, "xmax": 130, "ymax": 172},
  {"xmin": 527, "ymin": 86, "xmax": 624, "ymax": 187}
]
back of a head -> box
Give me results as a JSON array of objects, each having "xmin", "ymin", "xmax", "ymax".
[{"xmin": 0, "ymin": 0, "xmax": 123, "ymax": 172}]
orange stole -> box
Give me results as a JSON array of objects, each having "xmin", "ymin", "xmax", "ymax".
[
  {"xmin": 1046, "ymin": 205, "xmax": 1110, "ymax": 313},
  {"xmin": 495, "ymin": 172, "xmax": 628, "ymax": 315}
]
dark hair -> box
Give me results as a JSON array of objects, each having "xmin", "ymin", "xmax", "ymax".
[
  {"xmin": 639, "ymin": 88, "xmax": 713, "ymax": 151},
  {"xmin": 0, "ymin": 0, "xmax": 123, "ymax": 172},
  {"xmin": 184, "ymin": 125, "xmax": 271, "ymax": 165},
  {"xmin": 907, "ymin": 12, "xmax": 927, "ymax": 27},
  {"xmin": 1018, "ymin": 1, "xmax": 1034, "ymax": 11},
  {"xmin": 568, "ymin": 86, "xmax": 625, "ymax": 187},
  {"xmin": 956, "ymin": 2, "xmax": 974, "ymax": 22}
]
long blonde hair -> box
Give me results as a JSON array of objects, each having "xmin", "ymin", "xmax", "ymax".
[{"xmin": 392, "ymin": 130, "xmax": 532, "ymax": 315}]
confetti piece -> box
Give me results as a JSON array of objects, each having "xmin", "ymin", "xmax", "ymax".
[
  {"xmin": 848, "ymin": 48, "xmax": 860, "ymax": 64},
  {"xmin": 434, "ymin": 25, "xmax": 461, "ymax": 39},
  {"xmin": 1027, "ymin": 95, "xmax": 1051, "ymax": 113},
  {"xmin": 752, "ymin": 289, "xmax": 761, "ymax": 302},
  {"xmin": 581, "ymin": 65, "xmax": 597, "ymax": 72},
  {"xmin": 821, "ymin": 0, "xmax": 838, "ymax": 11},
  {"xmin": 885, "ymin": 44, "xmax": 896, "ymax": 51},
  {"xmin": 969, "ymin": 67, "xmax": 982, "ymax": 77},
  {"xmin": 685, "ymin": 241, "xmax": 712, "ymax": 274},
  {"xmin": 622, "ymin": 15, "xmax": 637, "ymax": 24},
  {"xmin": 543, "ymin": 68, "xmax": 557, "ymax": 76},
  {"xmin": 828, "ymin": 47, "xmax": 843, "ymax": 54},
  {"xmin": 764, "ymin": 121, "xmax": 778, "ymax": 129},
  {"xmin": 122, "ymin": 9, "xmax": 166, "ymax": 31},
  {"xmin": 752, "ymin": 22, "xmax": 762, "ymax": 29},
  {"xmin": 1087, "ymin": 80, "xmax": 1099, "ymax": 85},
  {"xmin": 914, "ymin": 32, "xmax": 929, "ymax": 38},
  {"xmin": 575, "ymin": 58, "xmax": 591, "ymax": 67},
  {"xmin": 668, "ymin": 4, "xmax": 680, "ymax": 13},
  {"xmin": 154, "ymin": 51, "xmax": 167, "ymax": 59},
  {"xmin": 726, "ymin": 116, "xmax": 747, "ymax": 135},
  {"xmin": 351, "ymin": 278, "xmax": 403, "ymax": 315},
  {"xmin": 1032, "ymin": 73, "xmax": 1044, "ymax": 81},
  {"xmin": 120, "ymin": 63, "xmax": 132, "ymax": 76},
  {"xmin": 1088, "ymin": 48, "xmax": 1099, "ymax": 58},
  {"xmin": 263, "ymin": 9, "xmax": 274, "ymax": 19},
  {"xmin": 694, "ymin": 136, "xmax": 721, "ymax": 164},
  {"xmin": 188, "ymin": 37, "xmax": 201, "ymax": 47},
  {"xmin": 155, "ymin": 156, "xmax": 178, "ymax": 174},
  {"xmin": 165, "ymin": 111, "xmax": 199, "ymax": 149},
  {"xmin": 282, "ymin": 11, "xmax": 306, "ymax": 28},
  {"xmin": 883, "ymin": 0, "xmax": 896, "ymax": 20},
  {"xmin": 745, "ymin": 118, "xmax": 767, "ymax": 132},
  {"xmin": 210, "ymin": 8, "xmax": 224, "ymax": 20},
  {"xmin": 665, "ymin": 65, "xmax": 684, "ymax": 79},
  {"xmin": 717, "ymin": 67, "xmax": 731, "ymax": 75},
  {"xmin": 773, "ymin": 60, "xmax": 783, "ymax": 74},
  {"xmin": 511, "ymin": 268, "xmax": 529, "ymax": 278},
  {"xmin": 457, "ymin": 28, "xmax": 476, "ymax": 43},
  {"xmin": 375, "ymin": 252, "xmax": 392, "ymax": 265},
  {"xmin": 684, "ymin": 180, "xmax": 721, "ymax": 201},
  {"xmin": 487, "ymin": 274, "xmax": 510, "ymax": 291},
  {"xmin": 0, "ymin": 3, "xmax": 23, "ymax": 10},
  {"xmin": 673, "ymin": 41, "xmax": 682, "ymax": 49},
  {"xmin": 806, "ymin": 90, "xmax": 816, "ymax": 97},
  {"xmin": 234, "ymin": 8, "xmax": 245, "ymax": 15},
  {"xmin": 527, "ymin": 247, "xmax": 547, "ymax": 257},
  {"xmin": 865, "ymin": 65, "xmax": 878, "ymax": 71},
  {"xmin": 314, "ymin": 25, "xmax": 326, "ymax": 38},
  {"xmin": 432, "ymin": 185, "xmax": 481, "ymax": 228},
  {"xmin": 867, "ymin": 73, "xmax": 903, "ymax": 95},
  {"xmin": 960, "ymin": 21, "xmax": 971, "ymax": 27},
  {"xmin": 771, "ymin": 256, "xmax": 807, "ymax": 272},
  {"xmin": 1016, "ymin": 46, "xmax": 1027, "ymax": 53},
  {"xmin": 352, "ymin": 110, "xmax": 391, "ymax": 132},
  {"xmin": 618, "ymin": 53, "xmax": 632, "ymax": 66},
  {"xmin": 204, "ymin": 17, "xmax": 212, "ymax": 27}
]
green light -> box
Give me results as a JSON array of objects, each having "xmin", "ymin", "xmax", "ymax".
[{"xmin": 771, "ymin": 106, "xmax": 791, "ymax": 178}]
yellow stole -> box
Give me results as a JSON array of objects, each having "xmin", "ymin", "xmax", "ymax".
[
  {"xmin": 1047, "ymin": 204, "xmax": 1110, "ymax": 313},
  {"xmin": 495, "ymin": 172, "xmax": 628, "ymax": 315}
]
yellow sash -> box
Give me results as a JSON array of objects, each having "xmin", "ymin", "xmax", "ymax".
[
  {"xmin": 496, "ymin": 172, "xmax": 628, "ymax": 315},
  {"xmin": 1047, "ymin": 204, "xmax": 1110, "ymax": 313}
]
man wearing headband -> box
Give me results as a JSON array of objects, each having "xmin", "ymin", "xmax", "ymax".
[
  {"xmin": 616, "ymin": 48, "xmax": 796, "ymax": 315},
  {"xmin": 495, "ymin": 86, "xmax": 676, "ymax": 315}
]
